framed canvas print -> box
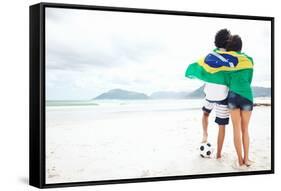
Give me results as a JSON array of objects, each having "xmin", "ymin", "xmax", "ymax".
[{"xmin": 29, "ymin": 2, "xmax": 274, "ymax": 188}]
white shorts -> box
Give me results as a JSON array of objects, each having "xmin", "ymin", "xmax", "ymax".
[{"xmin": 202, "ymin": 99, "xmax": 229, "ymax": 125}]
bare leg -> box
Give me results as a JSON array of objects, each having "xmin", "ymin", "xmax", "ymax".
[
  {"xmin": 217, "ymin": 125, "xmax": 225, "ymax": 159},
  {"xmin": 202, "ymin": 112, "xmax": 209, "ymax": 142},
  {"xmin": 241, "ymin": 110, "xmax": 253, "ymax": 166},
  {"xmin": 230, "ymin": 109, "xmax": 243, "ymax": 166}
]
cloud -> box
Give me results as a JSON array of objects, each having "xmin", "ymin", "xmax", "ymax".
[{"xmin": 45, "ymin": 7, "xmax": 271, "ymax": 100}]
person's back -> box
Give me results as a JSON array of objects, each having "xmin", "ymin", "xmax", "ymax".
[
  {"xmin": 225, "ymin": 36, "xmax": 254, "ymax": 103},
  {"xmin": 203, "ymin": 47, "xmax": 230, "ymax": 102},
  {"xmin": 225, "ymin": 35, "xmax": 254, "ymax": 168},
  {"xmin": 204, "ymin": 82, "xmax": 229, "ymax": 101},
  {"xmin": 201, "ymin": 29, "xmax": 231, "ymax": 152}
]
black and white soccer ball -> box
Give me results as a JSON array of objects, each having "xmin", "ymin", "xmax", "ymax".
[{"xmin": 199, "ymin": 142, "xmax": 213, "ymax": 158}]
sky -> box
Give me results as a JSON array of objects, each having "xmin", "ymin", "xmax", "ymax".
[{"xmin": 46, "ymin": 7, "xmax": 271, "ymax": 100}]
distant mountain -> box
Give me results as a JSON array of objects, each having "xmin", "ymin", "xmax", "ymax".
[
  {"xmin": 93, "ymin": 86, "xmax": 270, "ymax": 100},
  {"xmin": 186, "ymin": 85, "xmax": 271, "ymax": 99},
  {"xmin": 253, "ymin": 87, "xmax": 271, "ymax": 97},
  {"xmin": 186, "ymin": 86, "xmax": 205, "ymax": 98},
  {"xmin": 150, "ymin": 91, "xmax": 189, "ymax": 99},
  {"xmin": 94, "ymin": 89, "xmax": 149, "ymax": 100}
]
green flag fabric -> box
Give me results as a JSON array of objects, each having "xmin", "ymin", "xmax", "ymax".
[{"xmin": 185, "ymin": 50, "xmax": 254, "ymax": 102}]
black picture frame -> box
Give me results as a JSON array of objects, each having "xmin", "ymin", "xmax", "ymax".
[{"xmin": 29, "ymin": 2, "xmax": 275, "ymax": 189}]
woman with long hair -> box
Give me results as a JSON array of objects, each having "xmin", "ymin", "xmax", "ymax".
[{"xmin": 226, "ymin": 35, "xmax": 254, "ymax": 168}]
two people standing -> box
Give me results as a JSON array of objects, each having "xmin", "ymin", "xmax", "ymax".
[{"xmin": 186, "ymin": 29, "xmax": 254, "ymax": 169}]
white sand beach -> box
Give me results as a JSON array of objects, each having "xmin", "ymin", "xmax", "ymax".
[{"xmin": 46, "ymin": 98, "xmax": 271, "ymax": 184}]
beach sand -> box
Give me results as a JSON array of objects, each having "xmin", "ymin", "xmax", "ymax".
[{"xmin": 45, "ymin": 99, "xmax": 271, "ymax": 183}]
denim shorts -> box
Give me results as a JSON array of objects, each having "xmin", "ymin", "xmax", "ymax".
[{"xmin": 228, "ymin": 91, "xmax": 253, "ymax": 111}]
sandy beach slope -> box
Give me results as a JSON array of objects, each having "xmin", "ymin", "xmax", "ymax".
[{"xmin": 46, "ymin": 99, "xmax": 271, "ymax": 183}]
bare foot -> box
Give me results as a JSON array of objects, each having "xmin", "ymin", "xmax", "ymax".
[
  {"xmin": 232, "ymin": 160, "xmax": 248, "ymax": 170},
  {"xmin": 244, "ymin": 159, "xmax": 255, "ymax": 167},
  {"xmin": 216, "ymin": 153, "xmax": 222, "ymax": 159},
  {"xmin": 202, "ymin": 133, "xmax": 208, "ymax": 143}
]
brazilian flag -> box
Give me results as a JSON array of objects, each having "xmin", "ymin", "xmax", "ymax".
[{"xmin": 185, "ymin": 49, "xmax": 254, "ymax": 102}]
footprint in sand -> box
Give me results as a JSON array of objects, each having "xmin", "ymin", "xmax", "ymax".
[
  {"xmin": 77, "ymin": 168, "xmax": 85, "ymax": 173},
  {"xmin": 140, "ymin": 170, "xmax": 150, "ymax": 177},
  {"xmin": 47, "ymin": 167, "xmax": 60, "ymax": 179},
  {"xmin": 48, "ymin": 174, "xmax": 60, "ymax": 178}
]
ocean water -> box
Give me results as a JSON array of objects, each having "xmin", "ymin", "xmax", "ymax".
[
  {"xmin": 46, "ymin": 97, "xmax": 271, "ymax": 109},
  {"xmin": 46, "ymin": 99, "xmax": 204, "ymax": 112},
  {"xmin": 45, "ymin": 98, "xmax": 271, "ymax": 122}
]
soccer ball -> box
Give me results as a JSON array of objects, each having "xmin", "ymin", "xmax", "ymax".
[{"xmin": 199, "ymin": 142, "xmax": 213, "ymax": 158}]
